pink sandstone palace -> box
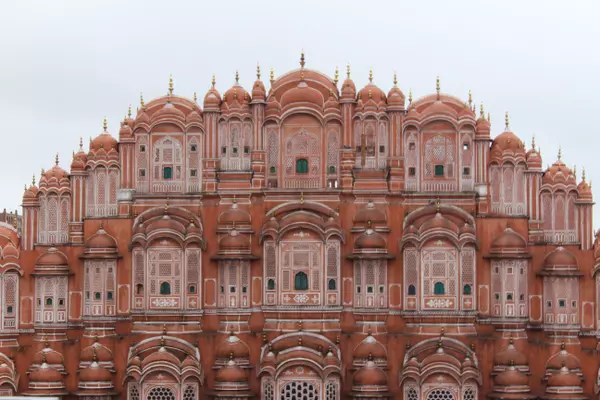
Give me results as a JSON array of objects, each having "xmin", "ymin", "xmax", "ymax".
[{"xmin": 1, "ymin": 53, "xmax": 598, "ymax": 400}]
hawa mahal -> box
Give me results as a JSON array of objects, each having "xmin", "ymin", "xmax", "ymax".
[{"xmin": 0, "ymin": 54, "xmax": 598, "ymax": 400}]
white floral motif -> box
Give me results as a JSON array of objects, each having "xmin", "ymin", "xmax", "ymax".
[
  {"xmin": 426, "ymin": 298, "xmax": 452, "ymax": 308},
  {"xmin": 294, "ymin": 294, "xmax": 309, "ymax": 303}
]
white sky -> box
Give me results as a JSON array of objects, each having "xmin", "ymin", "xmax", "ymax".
[{"xmin": 1, "ymin": 0, "xmax": 599, "ymax": 228}]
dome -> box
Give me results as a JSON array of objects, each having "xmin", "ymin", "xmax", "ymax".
[
  {"xmin": 90, "ymin": 132, "xmax": 118, "ymax": 153},
  {"xmin": 203, "ymin": 79, "xmax": 222, "ymax": 110},
  {"xmin": 119, "ymin": 118, "xmax": 133, "ymax": 138},
  {"xmin": 142, "ymin": 346, "xmax": 180, "ymax": 367},
  {"xmin": 36, "ymin": 247, "xmax": 68, "ymax": 266},
  {"xmin": 215, "ymin": 333, "xmax": 250, "ymax": 359},
  {"xmin": 419, "ymin": 212, "xmax": 457, "ymax": 234},
  {"xmin": 341, "ymin": 74, "xmax": 356, "ymax": 101},
  {"xmin": 219, "ymin": 229, "xmax": 250, "ymax": 251},
  {"xmin": 491, "ymin": 130, "xmax": 526, "ymax": 159},
  {"xmin": 354, "ymin": 334, "xmax": 386, "ymax": 359},
  {"xmin": 543, "ymin": 157, "xmax": 576, "ymax": 186},
  {"xmin": 578, "ymin": 175, "xmax": 593, "ymax": 201},
  {"xmin": 85, "ymin": 226, "xmax": 117, "ymax": 250},
  {"xmin": 353, "ymin": 360, "xmax": 387, "ymax": 386},
  {"xmin": 215, "ymin": 359, "xmax": 246, "ymax": 383},
  {"xmin": 251, "ymin": 69, "xmax": 267, "ymax": 101},
  {"xmin": 79, "ymin": 362, "xmax": 112, "ymax": 383},
  {"xmin": 219, "ymin": 202, "xmax": 251, "ymax": 225},
  {"xmin": 80, "ymin": 342, "xmax": 113, "ymax": 363},
  {"xmin": 494, "ymin": 365, "xmax": 529, "ymax": 387},
  {"xmin": 387, "ymin": 76, "xmax": 405, "ymax": 109},
  {"xmin": 29, "ymin": 363, "xmax": 63, "ymax": 384},
  {"xmin": 23, "ymin": 182, "xmax": 39, "ymax": 199},
  {"xmin": 544, "ymin": 247, "xmax": 578, "ymax": 270},
  {"xmin": 135, "ymin": 106, "xmax": 150, "ymax": 125},
  {"xmin": 357, "ymin": 81, "xmax": 386, "ymax": 106},
  {"xmin": 490, "ymin": 227, "xmax": 527, "ymax": 254},
  {"xmin": 154, "ymin": 100, "xmax": 186, "ymax": 120},
  {"xmin": 459, "ymin": 222, "xmax": 476, "ymax": 236},
  {"xmin": 34, "ymin": 346, "xmax": 65, "ymax": 365},
  {"xmin": 186, "ymin": 105, "xmax": 203, "ymax": 125},
  {"xmin": 355, "ymin": 229, "xmax": 386, "ymax": 250},
  {"xmin": 42, "ymin": 163, "xmax": 69, "ymax": 183},
  {"xmin": 279, "ymin": 80, "xmax": 325, "ymax": 109},
  {"xmin": 475, "ymin": 108, "xmax": 491, "ymax": 135},
  {"xmin": 222, "ymin": 76, "xmax": 251, "ymax": 109},
  {"xmin": 324, "ymin": 90, "xmax": 341, "ymax": 114},
  {"xmin": 547, "ymin": 346, "xmax": 580, "ymax": 370},
  {"xmin": 354, "ymin": 200, "xmax": 387, "ymax": 225},
  {"xmin": 547, "ymin": 366, "xmax": 582, "ymax": 388},
  {"xmin": 494, "ymin": 339, "xmax": 528, "ymax": 366}
]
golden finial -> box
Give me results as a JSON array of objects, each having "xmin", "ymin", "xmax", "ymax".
[
  {"xmin": 212, "ymin": 74, "xmax": 216, "ymax": 88},
  {"xmin": 92, "ymin": 345, "xmax": 98, "ymax": 362},
  {"xmin": 257, "ymin": 63, "xmax": 261, "ymax": 80},
  {"xmin": 393, "ymin": 71, "xmax": 398, "ymax": 87},
  {"xmin": 24, "ymin": 183, "xmax": 27, "ymax": 191},
  {"xmin": 409, "ymin": 89, "xmax": 413, "ymax": 104},
  {"xmin": 235, "ymin": 70, "xmax": 239, "ymax": 84},
  {"xmin": 79, "ymin": 136, "xmax": 83, "ymax": 151},
  {"xmin": 468, "ymin": 90, "xmax": 472, "ymax": 107},
  {"xmin": 193, "ymin": 91, "xmax": 197, "ymax": 103},
  {"xmin": 436, "ymin": 76, "xmax": 440, "ymax": 98},
  {"xmin": 505, "ymin": 111, "xmax": 509, "ymax": 130},
  {"xmin": 168, "ymin": 74, "xmax": 174, "ymax": 95},
  {"xmin": 127, "ymin": 104, "xmax": 132, "ymax": 118},
  {"xmin": 334, "ymin": 66, "xmax": 339, "ymax": 85},
  {"xmin": 582, "ymin": 167, "xmax": 586, "ymax": 182},
  {"xmin": 300, "ymin": 49, "xmax": 305, "ymax": 68},
  {"xmin": 346, "ymin": 62, "xmax": 351, "ymax": 79},
  {"xmin": 270, "ymin": 68, "xmax": 275, "ymax": 85},
  {"xmin": 140, "ymin": 93, "xmax": 145, "ymax": 108},
  {"xmin": 488, "ymin": 112, "xmax": 491, "ymax": 122},
  {"xmin": 300, "ymin": 192, "xmax": 304, "ymax": 205},
  {"xmin": 55, "ymin": 153, "xmax": 59, "ymax": 166},
  {"xmin": 573, "ymin": 165, "xmax": 577, "ymax": 177},
  {"xmin": 300, "ymin": 72, "xmax": 305, "ymax": 81},
  {"xmin": 436, "ymin": 198, "xmax": 441, "ymax": 213},
  {"xmin": 103, "ymin": 116, "xmax": 107, "ymax": 132},
  {"xmin": 557, "ymin": 145, "xmax": 563, "ymax": 161},
  {"xmin": 13, "ymin": 214, "xmax": 17, "ymax": 229},
  {"xmin": 32, "ymin": 174, "xmax": 36, "ymax": 186},
  {"xmin": 532, "ymin": 134, "xmax": 536, "ymax": 149},
  {"xmin": 479, "ymin": 102, "xmax": 485, "ymax": 118},
  {"xmin": 369, "ymin": 69, "xmax": 373, "ymax": 83}
]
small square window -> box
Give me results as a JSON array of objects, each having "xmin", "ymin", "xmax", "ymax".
[
  {"xmin": 220, "ymin": 286, "xmax": 224, "ymax": 293},
  {"xmin": 571, "ymin": 300, "xmax": 577, "ymax": 308},
  {"xmin": 356, "ymin": 286, "xmax": 361, "ymax": 294},
  {"xmin": 507, "ymin": 267, "xmax": 513, "ymax": 274},
  {"xmin": 434, "ymin": 165, "xmax": 444, "ymax": 176},
  {"xmin": 233, "ymin": 147, "xmax": 238, "ymax": 154},
  {"xmin": 559, "ymin": 299, "xmax": 566, "ymax": 308},
  {"xmin": 409, "ymin": 143, "xmax": 416, "ymax": 150},
  {"xmin": 222, "ymin": 147, "xmax": 227, "ymax": 154},
  {"xmin": 269, "ymin": 166, "xmax": 276, "ymax": 174},
  {"xmin": 139, "ymin": 169, "xmax": 146, "ymax": 177},
  {"xmin": 108, "ymin": 268, "xmax": 113, "ymax": 273},
  {"xmin": 367, "ymin": 286, "xmax": 374, "ymax": 293},
  {"xmin": 189, "ymin": 285, "xmax": 196, "ymax": 294},
  {"xmin": 107, "ymin": 292, "xmax": 113, "ymax": 300},
  {"xmin": 163, "ymin": 166, "xmax": 173, "ymax": 179},
  {"xmin": 190, "ymin": 144, "xmax": 197, "ymax": 152},
  {"xmin": 230, "ymin": 286, "xmax": 236, "ymax": 293},
  {"xmin": 494, "ymin": 293, "xmax": 500, "ymax": 300},
  {"xmin": 463, "ymin": 143, "xmax": 469, "ymax": 151},
  {"xmin": 379, "ymin": 286, "xmax": 384, "ymax": 293},
  {"xmin": 546, "ymin": 301, "xmax": 552, "ymax": 308},
  {"xmin": 379, "ymin": 145, "xmax": 385, "ymax": 153},
  {"xmin": 356, "ymin": 146, "xmax": 362, "ymax": 153},
  {"xmin": 520, "ymin": 294, "xmax": 525, "ymax": 301},
  {"xmin": 409, "ymin": 167, "xmax": 416, "ymax": 176},
  {"xmin": 329, "ymin": 166, "xmax": 336, "ymax": 174},
  {"xmin": 140, "ymin": 145, "xmax": 146, "ymax": 152},
  {"xmin": 94, "ymin": 292, "xmax": 101, "ymax": 300},
  {"xmin": 506, "ymin": 293, "xmax": 513, "ymax": 300},
  {"xmin": 244, "ymin": 146, "xmax": 250, "ymax": 154},
  {"xmin": 242, "ymin": 287, "xmax": 247, "ymax": 293},
  {"xmin": 190, "ymin": 169, "xmax": 197, "ymax": 177},
  {"xmin": 58, "ymin": 299, "xmax": 65, "ymax": 306},
  {"xmin": 6, "ymin": 306, "xmax": 13, "ymax": 314},
  {"xmin": 463, "ymin": 167, "xmax": 470, "ymax": 176},
  {"xmin": 37, "ymin": 299, "xmax": 41, "ymax": 306}
]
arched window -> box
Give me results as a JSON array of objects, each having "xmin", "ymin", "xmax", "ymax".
[
  {"xmin": 160, "ymin": 282, "xmax": 171, "ymax": 295},
  {"xmin": 147, "ymin": 386, "xmax": 175, "ymax": 400},
  {"xmin": 136, "ymin": 284, "xmax": 143, "ymax": 295},
  {"xmin": 267, "ymin": 279, "xmax": 275, "ymax": 290},
  {"xmin": 296, "ymin": 158, "xmax": 309, "ymax": 174},
  {"xmin": 463, "ymin": 284, "xmax": 472, "ymax": 295},
  {"xmin": 434, "ymin": 282, "xmax": 445, "ymax": 295},
  {"xmin": 45, "ymin": 298, "xmax": 53, "ymax": 306},
  {"xmin": 294, "ymin": 272, "xmax": 308, "ymax": 290},
  {"xmin": 163, "ymin": 166, "xmax": 173, "ymax": 179},
  {"xmin": 408, "ymin": 284, "xmax": 416, "ymax": 295},
  {"xmin": 328, "ymin": 279, "xmax": 336, "ymax": 290}
]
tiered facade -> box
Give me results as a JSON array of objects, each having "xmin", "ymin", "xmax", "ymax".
[{"xmin": 1, "ymin": 54, "xmax": 599, "ymax": 399}]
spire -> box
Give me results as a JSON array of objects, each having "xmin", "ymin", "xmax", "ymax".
[
  {"xmin": 436, "ymin": 76, "xmax": 440, "ymax": 99},
  {"xmin": 468, "ymin": 90, "xmax": 472, "ymax": 107},
  {"xmin": 369, "ymin": 68, "xmax": 373, "ymax": 83},
  {"xmin": 393, "ymin": 71, "xmax": 398, "ymax": 87},
  {"xmin": 212, "ymin": 74, "xmax": 216, "ymax": 88},
  {"xmin": 32, "ymin": 174, "xmax": 36, "ymax": 186},
  {"xmin": 346, "ymin": 62, "xmax": 351, "ymax": 79},
  {"xmin": 168, "ymin": 74, "xmax": 174, "ymax": 95},
  {"xmin": 334, "ymin": 66, "xmax": 339, "ymax": 85},
  {"xmin": 270, "ymin": 68, "xmax": 275, "ymax": 85},
  {"xmin": 532, "ymin": 134, "xmax": 536, "ymax": 150},
  {"xmin": 256, "ymin": 63, "xmax": 261, "ymax": 80},
  {"xmin": 300, "ymin": 49, "xmax": 305, "ymax": 68},
  {"xmin": 408, "ymin": 88, "xmax": 412, "ymax": 104},
  {"xmin": 582, "ymin": 167, "xmax": 586, "ymax": 182},
  {"xmin": 488, "ymin": 112, "xmax": 491, "ymax": 123},
  {"xmin": 193, "ymin": 91, "xmax": 197, "ymax": 103},
  {"xmin": 140, "ymin": 93, "xmax": 145, "ymax": 108},
  {"xmin": 558, "ymin": 145, "xmax": 562, "ymax": 161},
  {"xmin": 79, "ymin": 136, "xmax": 83, "ymax": 151},
  {"xmin": 505, "ymin": 111, "xmax": 509, "ymax": 130},
  {"xmin": 55, "ymin": 153, "xmax": 59, "ymax": 166},
  {"xmin": 479, "ymin": 102, "xmax": 485, "ymax": 118},
  {"xmin": 128, "ymin": 104, "xmax": 132, "ymax": 118},
  {"xmin": 235, "ymin": 70, "xmax": 239, "ymax": 84}
]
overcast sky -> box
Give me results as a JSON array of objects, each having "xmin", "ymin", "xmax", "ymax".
[{"xmin": 1, "ymin": 0, "xmax": 599, "ymax": 228}]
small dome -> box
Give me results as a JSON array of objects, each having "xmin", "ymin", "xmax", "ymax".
[
  {"xmin": 387, "ymin": 81, "xmax": 405, "ymax": 109},
  {"xmin": 80, "ymin": 342, "xmax": 113, "ymax": 363},
  {"xmin": 135, "ymin": 107, "xmax": 150, "ymax": 125},
  {"xmin": 476, "ymin": 113, "xmax": 491, "ymax": 135},
  {"xmin": 219, "ymin": 229, "xmax": 250, "ymax": 252},
  {"xmin": 222, "ymin": 81, "xmax": 251, "ymax": 112},
  {"xmin": 186, "ymin": 106, "xmax": 203, "ymax": 125},
  {"xmin": 29, "ymin": 363, "xmax": 63, "ymax": 384},
  {"xmin": 354, "ymin": 200, "xmax": 387, "ymax": 225},
  {"xmin": 252, "ymin": 76, "xmax": 266, "ymax": 101},
  {"xmin": 578, "ymin": 177, "xmax": 593, "ymax": 201},
  {"xmin": 543, "ymin": 158, "xmax": 576, "ymax": 186},
  {"xmin": 544, "ymin": 247, "xmax": 578, "ymax": 270},
  {"xmin": 357, "ymin": 81, "xmax": 386, "ymax": 106},
  {"xmin": 490, "ymin": 227, "xmax": 527, "ymax": 253},
  {"xmin": 215, "ymin": 333, "xmax": 250, "ymax": 359},
  {"xmin": 279, "ymin": 81, "xmax": 325, "ymax": 109},
  {"xmin": 341, "ymin": 76, "xmax": 356, "ymax": 101},
  {"xmin": 354, "ymin": 334, "xmax": 386, "ymax": 359},
  {"xmin": 491, "ymin": 130, "xmax": 526, "ymax": 159},
  {"xmin": 33, "ymin": 346, "xmax": 65, "ymax": 365},
  {"xmin": 547, "ymin": 366, "xmax": 582, "ymax": 388},
  {"xmin": 355, "ymin": 229, "xmax": 386, "ymax": 250},
  {"xmin": 324, "ymin": 90, "xmax": 341, "ymax": 114},
  {"xmin": 494, "ymin": 339, "xmax": 528, "ymax": 366},
  {"xmin": 42, "ymin": 164, "xmax": 69, "ymax": 183},
  {"xmin": 547, "ymin": 346, "xmax": 580, "ymax": 370},
  {"xmin": 494, "ymin": 365, "xmax": 529, "ymax": 387},
  {"xmin": 215, "ymin": 359, "xmax": 246, "ymax": 383},
  {"xmin": 203, "ymin": 82, "xmax": 222, "ymax": 110},
  {"xmin": 85, "ymin": 226, "xmax": 117, "ymax": 250},
  {"xmin": 353, "ymin": 360, "xmax": 387, "ymax": 386},
  {"xmin": 79, "ymin": 362, "xmax": 112, "ymax": 383},
  {"xmin": 36, "ymin": 247, "xmax": 68, "ymax": 266},
  {"xmin": 459, "ymin": 222, "xmax": 476, "ymax": 236},
  {"xmin": 219, "ymin": 202, "xmax": 251, "ymax": 225},
  {"xmin": 119, "ymin": 118, "xmax": 133, "ymax": 137},
  {"xmin": 90, "ymin": 132, "xmax": 118, "ymax": 153}
]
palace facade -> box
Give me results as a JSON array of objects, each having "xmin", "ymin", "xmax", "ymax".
[{"xmin": 1, "ymin": 55, "xmax": 599, "ymax": 400}]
